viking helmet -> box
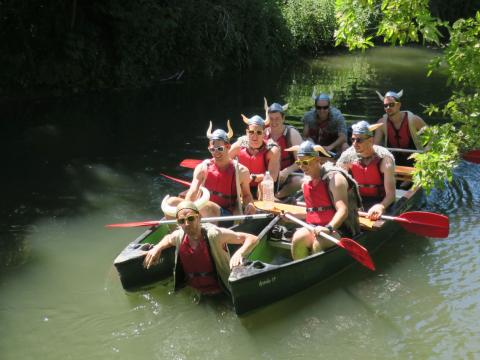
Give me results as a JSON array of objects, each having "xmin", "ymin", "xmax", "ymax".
[
  {"xmin": 351, "ymin": 120, "xmax": 383, "ymax": 137},
  {"xmin": 375, "ymin": 89, "xmax": 404, "ymax": 102},
  {"xmin": 285, "ymin": 140, "xmax": 331, "ymax": 158},
  {"xmin": 206, "ymin": 120, "xmax": 234, "ymax": 143},
  {"xmin": 241, "ymin": 114, "xmax": 270, "ymax": 127}
]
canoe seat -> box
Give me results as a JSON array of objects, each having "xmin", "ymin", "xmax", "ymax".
[
  {"xmin": 395, "ymin": 166, "xmax": 414, "ymax": 182},
  {"xmin": 359, "ymin": 216, "xmax": 384, "ymax": 231}
]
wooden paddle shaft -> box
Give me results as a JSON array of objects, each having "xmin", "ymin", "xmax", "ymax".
[{"xmin": 283, "ymin": 212, "xmax": 340, "ymax": 245}]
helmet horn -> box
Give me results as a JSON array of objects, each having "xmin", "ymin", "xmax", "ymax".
[
  {"xmin": 206, "ymin": 121, "xmax": 213, "ymax": 138},
  {"xmin": 226, "ymin": 120, "xmax": 234, "ymax": 139}
]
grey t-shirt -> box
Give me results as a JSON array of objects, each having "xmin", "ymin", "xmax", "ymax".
[{"xmin": 302, "ymin": 106, "xmax": 347, "ymax": 138}]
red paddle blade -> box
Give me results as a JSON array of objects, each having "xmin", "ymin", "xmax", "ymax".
[
  {"xmin": 462, "ymin": 150, "xmax": 480, "ymax": 164},
  {"xmin": 106, "ymin": 220, "xmax": 160, "ymax": 228},
  {"xmin": 397, "ymin": 211, "xmax": 449, "ymax": 238},
  {"xmin": 160, "ymin": 173, "xmax": 191, "ymax": 187},
  {"xmin": 179, "ymin": 159, "xmax": 203, "ymax": 169},
  {"xmin": 338, "ymin": 238, "xmax": 376, "ymax": 271}
]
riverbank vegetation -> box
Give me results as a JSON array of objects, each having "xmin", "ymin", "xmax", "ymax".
[
  {"xmin": 1, "ymin": 0, "xmax": 478, "ymax": 192},
  {"xmin": 335, "ymin": 0, "xmax": 479, "ymax": 192}
]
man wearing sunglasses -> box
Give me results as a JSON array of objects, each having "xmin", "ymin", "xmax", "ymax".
[
  {"xmin": 263, "ymin": 100, "xmax": 304, "ymax": 199},
  {"xmin": 337, "ymin": 120, "xmax": 396, "ymax": 221},
  {"xmin": 285, "ymin": 141, "xmax": 361, "ymax": 260},
  {"xmin": 229, "ymin": 114, "xmax": 281, "ymax": 199},
  {"xmin": 162, "ymin": 121, "xmax": 256, "ymax": 219},
  {"xmin": 302, "ymin": 93, "xmax": 348, "ymax": 154},
  {"xmin": 144, "ymin": 201, "xmax": 258, "ymax": 295},
  {"xmin": 373, "ymin": 90, "xmax": 427, "ymax": 166}
]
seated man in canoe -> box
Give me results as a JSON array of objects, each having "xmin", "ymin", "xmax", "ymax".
[
  {"xmin": 302, "ymin": 91, "xmax": 348, "ymax": 155},
  {"xmin": 337, "ymin": 120, "xmax": 396, "ymax": 220},
  {"xmin": 163, "ymin": 121, "xmax": 256, "ymax": 218},
  {"xmin": 145, "ymin": 201, "xmax": 258, "ymax": 295},
  {"xmin": 285, "ymin": 140, "xmax": 361, "ymax": 260},
  {"xmin": 373, "ymin": 89, "xmax": 427, "ymax": 166},
  {"xmin": 229, "ymin": 114, "xmax": 281, "ymax": 199},
  {"xmin": 263, "ymin": 98, "xmax": 304, "ymax": 200}
]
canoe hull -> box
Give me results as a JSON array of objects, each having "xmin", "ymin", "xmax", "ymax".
[
  {"xmin": 228, "ymin": 188, "xmax": 423, "ymax": 315},
  {"xmin": 113, "ymin": 225, "xmax": 175, "ymax": 290}
]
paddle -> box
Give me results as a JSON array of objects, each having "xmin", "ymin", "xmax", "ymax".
[
  {"xmin": 179, "ymin": 159, "xmax": 202, "ymax": 169},
  {"xmin": 358, "ymin": 210, "xmax": 449, "ymax": 238},
  {"xmin": 106, "ymin": 213, "xmax": 273, "ymax": 228},
  {"xmin": 282, "ymin": 212, "xmax": 375, "ymax": 271},
  {"xmin": 253, "ymin": 201, "xmax": 375, "ymax": 271},
  {"xmin": 462, "ymin": 149, "xmax": 480, "ymax": 164},
  {"xmin": 160, "ymin": 173, "xmax": 191, "ymax": 187}
]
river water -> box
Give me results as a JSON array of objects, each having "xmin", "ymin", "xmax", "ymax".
[{"xmin": 1, "ymin": 47, "xmax": 479, "ymax": 359}]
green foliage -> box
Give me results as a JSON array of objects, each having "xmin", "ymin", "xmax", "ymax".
[
  {"xmin": 335, "ymin": 0, "xmax": 446, "ymax": 50},
  {"xmin": 410, "ymin": 124, "xmax": 460, "ymax": 193},
  {"xmin": 335, "ymin": 0, "xmax": 377, "ymax": 49},
  {"xmin": 281, "ymin": 0, "xmax": 336, "ymax": 53},
  {"xmin": 334, "ymin": 0, "xmax": 480, "ymax": 193}
]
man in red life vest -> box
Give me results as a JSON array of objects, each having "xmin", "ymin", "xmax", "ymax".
[
  {"xmin": 263, "ymin": 99, "xmax": 304, "ymax": 199},
  {"xmin": 286, "ymin": 141, "xmax": 361, "ymax": 260},
  {"xmin": 337, "ymin": 120, "xmax": 396, "ymax": 220},
  {"xmin": 373, "ymin": 90, "xmax": 427, "ymax": 166},
  {"xmin": 162, "ymin": 121, "xmax": 256, "ymax": 219},
  {"xmin": 144, "ymin": 201, "xmax": 258, "ymax": 295},
  {"xmin": 302, "ymin": 92, "xmax": 348, "ymax": 154},
  {"xmin": 229, "ymin": 114, "xmax": 281, "ymax": 199}
]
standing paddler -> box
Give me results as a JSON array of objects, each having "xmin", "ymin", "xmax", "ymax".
[{"xmin": 162, "ymin": 121, "xmax": 256, "ymax": 220}]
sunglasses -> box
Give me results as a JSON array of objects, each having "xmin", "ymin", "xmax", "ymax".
[
  {"xmin": 208, "ymin": 146, "xmax": 225, "ymax": 153},
  {"xmin": 315, "ymin": 105, "xmax": 329, "ymax": 110},
  {"xmin": 384, "ymin": 102, "xmax": 397, "ymax": 109},
  {"xmin": 295, "ymin": 157, "xmax": 316, "ymax": 166},
  {"xmin": 247, "ymin": 130, "xmax": 264, "ymax": 136},
  {"xmin": 177, "ymin": 215, "xmax": 198, "ymax": 225},
  {"xmin": 351, "ymin": 137, "xmax": 370, "ymax": 144}
]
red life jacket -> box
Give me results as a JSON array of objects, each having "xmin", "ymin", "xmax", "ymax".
[
  {"xmin": 350, "ymin": 157, "xmax": 385, "ymax": 198},
  {"xmin": 303, "ymin": 178, "xmax": 336, "ymax": 225},
  {"xmin": 308, "ymin": 121, "xmax": 337, "ymax": 146},
  {"xmin": 204, "ymin": 160, "xmax": 237, "ymax": 212},
  {"xmin": 178, "ymin": 234, "xmax": 221, "ymax": 294},
  {"xmin": 238, "ymin": 142, "xmax": 269, "ymax": 188},
  {"xmin": 266, "ymin": 126, "xmax": 294, "ymax": 170},
  {"xmin": 387, "ymin": 112, "xmax": 415, "ymax": 149}
]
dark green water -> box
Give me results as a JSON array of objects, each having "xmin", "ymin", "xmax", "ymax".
[{"xmin": 1, "ymin": 47, "xmax": 479, "ymax": 359}]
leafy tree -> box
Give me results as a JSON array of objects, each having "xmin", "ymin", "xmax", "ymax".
[{"xmin": 335, "ymin": 0, "xmax": 480, "ymax": 192}]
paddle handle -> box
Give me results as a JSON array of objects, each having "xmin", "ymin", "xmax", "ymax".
[
  {"xmin": 283, "ymin": 212, "xmax": 340, "ymax": 245},
  {"xmin": 358, "ymin": 211, "xmax": 408, "ymax": 224}
]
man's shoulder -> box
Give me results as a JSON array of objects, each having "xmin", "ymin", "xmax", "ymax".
[
  {"xmin": 329, "ymin": 107, "xmax": 345, "ymax": 121},
  {"xmin": 372, "ymin": 145, "xmax": 395, "ymax": 161},
  {"xmin": 337, "ymin": 146, "xmax": 357, "ymax": 165},
  {"xmin": 302, "ymin": 109, "xmax": 316, "ymax": 122}
]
